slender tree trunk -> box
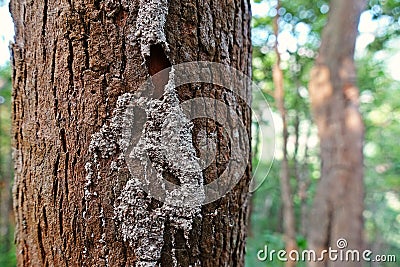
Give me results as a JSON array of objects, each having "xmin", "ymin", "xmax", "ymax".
[
  {"xmin": 308, "ymin": 0, "xmax": 366, "ymax": 266},
  {"xmin": 273, "ymin": 2, "xmax": 297, "ymax": 265},
  {"xmin": 297, "ymin": 126, "xmax": 311, "ymax": 238},
  {"xmin": 11, "ymin": 0, "xmax": 252, "ymax": 266}
]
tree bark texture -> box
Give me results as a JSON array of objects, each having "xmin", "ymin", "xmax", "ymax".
[
  {"xmin": 11, "ymin": 0, "xmax": 252, "ymax": 266},
  {"xmin": 308, "ymin": 0, "xmax": 366, "ymax": 266}
]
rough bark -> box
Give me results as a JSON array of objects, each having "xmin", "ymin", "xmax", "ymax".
[
  {"xmin": 308, "ymin": 0, "xmax": 366, "ymax": 266},
  {"xmin": 11, "ymin": 0, "xmax": 252, "ymax": 266},
  {"xmin": 272, "ymin": 2, "xmax": 297, "ymax": 266}
]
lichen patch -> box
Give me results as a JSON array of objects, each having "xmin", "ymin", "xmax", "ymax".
[
  {"xmin": 85, "ymin": 67, "xmax": 204, "ymax": 266},
  {"xmin": 132, "ymin": 0, "xmax": 169, "ymax": 59}
]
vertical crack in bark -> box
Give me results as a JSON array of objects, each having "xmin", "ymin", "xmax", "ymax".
[
  {"xmin": 59, "ymin": 128, "xmax": 67, "ymax": 153},
  {"xmin": 66, "ymin": 33, "xmax": 74, "ymax": 102},
  {"xmin": 82, "ymin": 25, "xmax": 90, "ymax": 70},
  {"xmin": 52, "ymin": 154, "xmax": 60, "ymax": 205},
  {"xmin": 59, "ymin": 198, "xmax": 64, "ymax": 235},
  {"xmin": 42, "ymin": 0, "xmax": 48, "ymax": 37},
  {"xmin": 37, "ymin": 222, "xmax": 46, "ymax": 264},
  {"xmin": 64, "ymin": 152, "xmax": 69, "ymax": 197},
  {"xmin": 120, "ymin": 36, "xmax": 127, "ymax": 77}
]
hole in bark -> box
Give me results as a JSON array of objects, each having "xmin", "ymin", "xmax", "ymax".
[
  {"xmin": 162, "ymin": 169, "xmax": 181, "ymax": 186},
  {"xmin": 146, "ymin": 198, "xmax": 162, "ymax": 212},
  {"xmin": 145, "ymin": 44, "xmax": 171, "ymax": 99}
]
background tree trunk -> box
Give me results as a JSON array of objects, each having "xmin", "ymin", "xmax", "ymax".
[
  {"xmin": 272, "ymin": 2, "xmax": 297, "ymax": 266},
  {"xmin": 308, "ymin": 0, "xmax": 366, "ymax": 266},
  {"xmin": 11, "ymin": 0, "xmax": 252, "ymax": 266}
]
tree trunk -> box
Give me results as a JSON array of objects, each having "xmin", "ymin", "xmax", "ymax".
[
  {"xmin": 308, "ymin": 0, "xmax": 366, "ymax": 266},
  {"xmin": 10, "ymin": 0, "xmax": 252, "ymax": 266},
  {"xmin": 272, "ymin": 2, "xmax": 297, "ymax": 266}
]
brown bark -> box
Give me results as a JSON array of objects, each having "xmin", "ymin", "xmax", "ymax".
[
  {"xmin": 273, "ymin": 2, "xmax": 297, "ymax": 266},
  {"xmin": 308, "ymin": 0, "xmax": 366, "ymax": 266},
  {"xmin": 10, "ymin": 0, "xmax": 252, "ymax": 266}
]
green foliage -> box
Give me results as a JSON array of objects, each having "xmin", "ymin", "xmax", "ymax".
[
  {"xmin": 0, "ymin": 225, "xmax": 16, "ymax": 267},
  {"xmin": 0, "ymin": 64, "xmax": 11, "ymax": 151},
  {"xmin": 357, "ymin": 49, "xmax": 400, "ymax": 259},
  {"xmin": 247, "ymin": 0, "xmax": 400, "ymax": 266},
  {"xmin": 0, "ymin": 63, "xmax": 12, "ymax": 172},
  {"xmin": 0, "ymin": 64, "xmax": 15, "ymax": 267},
  {"xmin": 365, "ymin": 0, "xmax": 400, "ymax": 51}
]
